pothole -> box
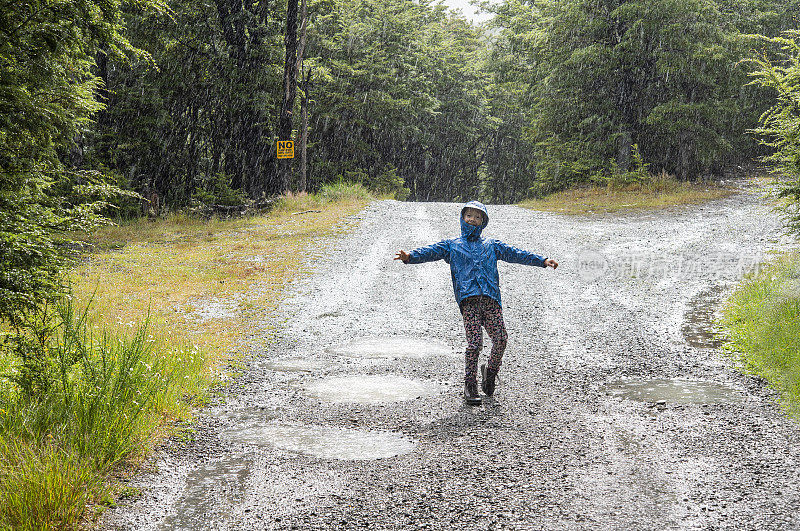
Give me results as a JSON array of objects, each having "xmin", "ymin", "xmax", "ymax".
[
  {"xmin": 602, "ymin": 378, "xmax": 744, "ymax": 404},
  {"xmin": 222, "ymin": 422, "xmax": 416, "ymax": 460},
  {"xmin": 327, "ymin": 336, "xmax": 455, "ymax": 358},
  {"xmin": 682, "ymin": 286, "xmax": 725, "ymax": 349},
  {"xmin": 302, "ymin": 375, "xmax": 442, "ymax": 403},
  {"xmin": 161, "ymin": 455, "xmax": 251, "ymax": 529},
  {"xmin": 211, "ymin": 407, "xmax": 278, "ymax": 425},
  {"xmin": 264, "ymin": 358, "xmax": 332, "ymax": 373}
]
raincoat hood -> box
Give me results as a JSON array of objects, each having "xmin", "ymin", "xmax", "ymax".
[{"xmin": 460, "ymin": 201, "xmax": 489, "ymax": 241}]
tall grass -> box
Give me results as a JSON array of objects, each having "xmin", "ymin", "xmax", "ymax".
[
  {"xmin": 271, "ymin": 181, "xmax": 372, "ymax": 213},
  {"xmin": 0, "ymin": 440, "xmax": 99, "ymax": 531},
  {"xmin": 317, "ymin": 181, "xmax": 373, "ymax": 202},
  {"xmin": 0, "ymin": 298, "xmax": 204, "ymax": 529},
  {"xmin": 519, "ymin": 171, "xmax": 735, "ymax": 214},
  {"xmin": 719, "ymin": 250, "xmax": 800, "ymax": 414}
]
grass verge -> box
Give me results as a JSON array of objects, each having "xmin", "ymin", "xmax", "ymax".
[
  {"xmin": 519, "ymin": 173, "xmax": 736, "ymax": 214},
  {"xmin": 0, "ymin": 299, "xmax": 198, "ymax": 530},
  {"xmin": 718, "ymin": 249, "xmax": 800, "ymax": 415},
  {"xmin": 70, "ymin": 185, "xmax": 369, "ymax": 379},
  {"xmin": 0, "ymin": 183, "xmax": 370, "ymax": 529}
]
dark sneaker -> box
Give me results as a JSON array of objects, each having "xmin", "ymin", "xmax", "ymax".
[
  {"xmin": 464, "ymin": 380, "xmax": 482, "ymax": 406},
  {"xmin": 481, "ymin": 363, "xmax": 498, "ymax": 397}
]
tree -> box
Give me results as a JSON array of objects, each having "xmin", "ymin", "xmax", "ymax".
[
  {"xmin": 84, "ymin": 0, "xmax": 286, "ymax": 203},
  {"xmin": 529, "ymin": 0, "xmax": 741, "ymax": 184},
  {"xmin": 748, "ymin": 32, "xmax": 800, "ymax": 234},
  {"xmin": 0, "ymin": 0, "xmax": 160, "ymax": 327},
  {"xmin": 482, "ymin": 0, "xmax": 543, "ymax": 200},
  {"xmin": 278, "ymin": 0, "xmax": 302, "ymax": 192},
  {"xmin": 303, "ymin": 0, "xmax": 489, "ymax": 200},
  {"xmin": 481, "ymin": 0, "xmax": 800, "ymax": 195}
]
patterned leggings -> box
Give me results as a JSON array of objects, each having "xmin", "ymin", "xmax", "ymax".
[{"xmin": 461, "ymin": 296, "xmax": 507, "ymax": 384}]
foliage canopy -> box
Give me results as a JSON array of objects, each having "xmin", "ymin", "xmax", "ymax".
[{"xmin": 748, "ymin": 31, "xmax": 800, "ymax": 233}]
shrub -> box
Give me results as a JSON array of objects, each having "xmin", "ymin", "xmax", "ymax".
[
  {"xmin": 192, "ymin": 173, "xmax": 249, "ymax": 207},
  {"xmin": 0, "ymin": 297, "xmax": 200, "ymax": 528},
  {"xmin": 748, "ymin": 31, "xmax": 800, "ymax": 234},
  {"xmin": 318, "ymin": 181, "xmax": 372, "ymax": 202},
  {"xmin": 719, "ymin": 251, "xmax": 800, "ymax": 414}
]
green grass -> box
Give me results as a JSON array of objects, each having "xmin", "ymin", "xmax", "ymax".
[
  {"xmin": 519, "ymin": 172, "xmax": 737, "ymax": 214},
  {"xmin": 0, "ymin": 439, "xmax": 100, "ymax": 530},
  {"xmin": 0, "ymin": 185, "xmax": 371, "ymax": 529},
  {"xmin": 0, "ymin": 298, "xmax": 200, "ymax": 529},
  {"xmin": 719, "ymin": 249, "xmax": 800, "ymax": 415},
  {"xmin": 69, "ymin": 186, "xmax": 370, "ymax": 372}
]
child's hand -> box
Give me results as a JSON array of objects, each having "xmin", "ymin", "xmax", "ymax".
[
  {"xmin": 545, "ymin": 258, "xmax": 558, "ymax": 269},
  {"xmin": 394, "ymin": 250, "xmax": 410, "ymax": 263}
]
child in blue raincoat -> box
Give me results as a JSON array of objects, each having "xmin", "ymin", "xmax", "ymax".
[{"xmin": 395, "ymin": 201, "xmax": 558, "ymax": 405}]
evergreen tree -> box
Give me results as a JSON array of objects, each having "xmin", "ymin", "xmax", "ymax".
[
  {"xmin": 302, "ymin": 0, "xmax": 489, "ymax": 200},
  {"xmin": 482, "ymin": 0, "xmax": 542, "ymax": 200},
  {"xmin": 86, "ymin": 0, "xmax": 285, "ymax": 203},
  {"xmin": 524, "ymin": 0, "xmax": 740, "ymax": 185},
  {"xmin": 0, "ymin": 0, "xmax": 161, "ymax": 326},
  {"xmin": 748, "ymin": 31, "xmax": 800, "ymax": 233}
]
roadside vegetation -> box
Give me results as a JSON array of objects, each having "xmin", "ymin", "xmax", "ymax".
[
  {"xmin": 70, "ymin": 182, "xmax": 370, "ymax": 366},
  {"xmin": 0, "ymin": 184, "xmax": 369, "ymax": 530},
  {"xmin": 718, "ymin": 31, "xmax": 800, "ymax": 414},
  {"xmin": 719, "ymin": 250, "xmax": 800, "ymax": 415},
  {"xmin": 519, "ymin": 171, "xmax": 735, "ymax": 215}
]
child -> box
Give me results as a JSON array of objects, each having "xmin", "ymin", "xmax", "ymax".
[{"xmin": 395, "ymin": 201, "xmax": 558, "ymax": 405}]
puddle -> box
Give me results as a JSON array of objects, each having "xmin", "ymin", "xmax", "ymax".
[
  {"xmin": 223, "ymin": 422, "xmax": 416, "ymax": 460},
  {"xmin": 602, "ymin": 378, "xmax": 744, "ymax": 404},
  {"xmin": 302, "ymin": 375, "xmax": 442, "ymax": 403},
  {"xmin": 327, "ymin": 336, "xmax": 455, "ymax": 358},
  {"xmin": 316, "ymin": 311, "xmax": 343, "ymax": 318},
  {"xmin": 682, "ymin": 286, "xmax": 725, "ymax": 349},
  {"xmin": 264, "ymin": 358, "xmax": 332, "ymax": 373},
  {"xmin": 160, "ymin": 455, "xmax": 251, "ymax": 530},
  {"xmin": 211, "ymin": 407, "xmax": 278, "ymax": 424}
]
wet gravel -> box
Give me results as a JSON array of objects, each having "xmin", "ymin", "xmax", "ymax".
[{"xmin": 104, "ymin": 180, "xmax": 800, "ymax": 530}]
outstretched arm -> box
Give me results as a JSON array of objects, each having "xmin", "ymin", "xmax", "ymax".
[
  {"xmin": 494, "ymin": 240, "xmax": 556, "ymax": 268},
  {"xmin": 395, "ymin": 240, "xmax": 450, "ymax": 264}
]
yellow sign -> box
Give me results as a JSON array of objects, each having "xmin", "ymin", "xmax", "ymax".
[{"xmin": 277, "ymin": 140, "xmax": 294, "ymax": 159}]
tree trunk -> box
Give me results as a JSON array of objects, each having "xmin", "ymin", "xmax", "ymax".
[
  {"xmin": 295, "ymin": 0, "xmax": 309, "ymax": 192},
  {"xmin": 678, "ymin": 87, "xmax": 697, "ymax": 181},
  {"xmin": 678, "ymin": 131, "xmax": 690, "ymax": 181},
  {"xmin": 299, "ymin": 67, "xmax": 311, "ymax": 193},
  {"xmin": 278, "ymin": 0, "xmax": 300, "ymax": 192},
  {"xmin": 616, "ymin": 131, "xmax": 632, "ymax": 174}
]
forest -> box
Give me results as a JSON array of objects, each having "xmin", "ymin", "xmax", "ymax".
[
  {"xmin": 2, "ymin": 0, "xmax": 800, "ymax": 326},
  {"xmin": 4, "ymin": 0, "xmax": 799, "ymax": 207},
  {"xmin": 3, "ymin": 0, "xmax": 800, "ymax": 331}
]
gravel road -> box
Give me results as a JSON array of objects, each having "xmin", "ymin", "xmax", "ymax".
[{"xmin": 105, "ymin": 180, "xmax": 800, "ymax": 530}]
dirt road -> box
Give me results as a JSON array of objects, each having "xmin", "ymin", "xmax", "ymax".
[{"xmin": 105, "ymin": 181, "xmax": 800, "ymax": 530}]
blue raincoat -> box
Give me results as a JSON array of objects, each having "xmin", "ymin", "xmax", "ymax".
[{"xmin": 406, "ymin": 201, "xmax": 548, "ymax": 308}]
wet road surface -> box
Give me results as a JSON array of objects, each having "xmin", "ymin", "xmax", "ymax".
[{"xmin": 105, "ymin": 181, "xmax": 800, "ymax": 530}]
